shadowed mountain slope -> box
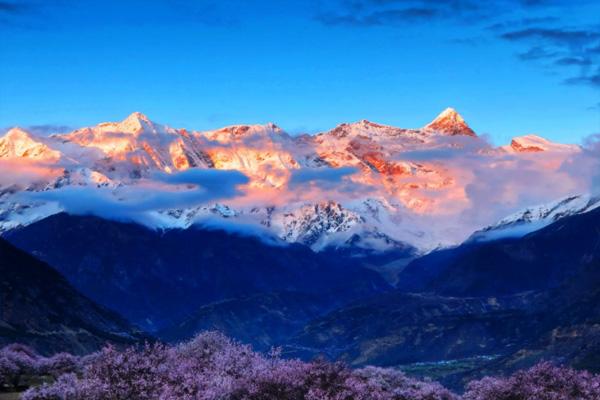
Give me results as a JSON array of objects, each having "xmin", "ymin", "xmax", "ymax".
[
  {"xmin": 4, "ymin": 213, "xmax": 390, "ymax": 336},
  {"xmin": 0, "ymin": 237, "xmax": 145, "ymax": 355}
]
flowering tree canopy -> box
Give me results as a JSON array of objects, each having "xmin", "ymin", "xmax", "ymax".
[{"xmin": 2, "ymin": 333, "xmax": 598, "ymax": 400}]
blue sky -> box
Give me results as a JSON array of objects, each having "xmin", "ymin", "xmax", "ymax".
[{"xmin": 0, "ymin": 0, "xmax": 598, "ymax": 145}]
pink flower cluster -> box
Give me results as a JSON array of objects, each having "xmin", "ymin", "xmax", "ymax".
[
  {"xmin": 0, "ymin": 343, "xmax": 79, "ymax": 390},
  {"xmin": 464, "ymin": 362, "xmax": 600, "ymax": 400},
  {"xmin": 3, "ymin": 333, "xmax": 600, "ymax": 400}
]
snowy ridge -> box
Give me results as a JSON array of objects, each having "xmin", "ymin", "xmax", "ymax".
[
  {"xmin": 273, "ymin": 201, "xmax": 363, "ymax": 247},
  {"xmin": 148, "ymin": 199, "xmax": 414, "ymax": 253},
  {"xmin": 54, "ymin": 112, "xmax": 214, "ymax": 176},
  {"xmin": 470, "ymin": 194, "xmax": 600, "ymax": 242},
  {"xmin": 503, "ymin": 134, "xmax": 580, "ymax": 154}
]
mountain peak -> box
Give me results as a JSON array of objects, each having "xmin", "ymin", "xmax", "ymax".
[
  {"xmin": 204, "ymin": 122, "xmax": 286, "ymax": 143},
  {"xmin": 436, "ymin": 107, "xmax": 463, "ymax": 121},
  {"xmin": 125, "ymin": 111, "xmax": 151, "ymax": 123},
  {"xmin": 358, "ymin": 119, "xmax": 387, "ymax": 129},
  {"xmin": 508, "ymin": 134, "xmax": 580, "ymax": 153},
  {"xmin": 98, "ymin": 111, "xmax": 154, "ymax": 134},
  {"xmin": 0, "ymin": 128, "xmax": 60, "ymax": 161},
  {"xmin": 266, "ymin": 122, "xmax": 286, "ymax": 134},
  {"xmin": 510, "ymin": 135, "xmax": 547, "ymax": 153},
  {"xmin": 2, "ymin": 127, "xmax": 31, "ymax": 141},
  {"xmin": 425, "ymin": 108, "xmax": 476, "ymax": 137},
  {"xmin": 118, "ymin": 112, "xmax": 153, "ymax": 134}
]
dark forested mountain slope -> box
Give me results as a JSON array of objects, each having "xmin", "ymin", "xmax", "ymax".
[
  {"xmin": 159, "ymin": 291, "xmax": 325, "ymax": 350},
  {"xmin": 397, "ymin": 207, "xmax": 600, "ymax": 296},
  {"xmin": 4, "ymin": 213, "xmax": 390, "ymax": 335},
  {"xmin": 486, "ymin": 260, "xmax": 600, "ymax": 374},
  {"xmin": 0, "ymin": 237, "xmax": 145, "ymax": 355},
  {"xmin": 292, "ymin": 207, "xmax": 600, "ymax": 375},
  {"xmin": 289, "ymin": 291, "xmax": 543, "ymax": 366}
]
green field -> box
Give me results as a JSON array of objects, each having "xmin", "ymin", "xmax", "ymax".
[{"xmin": 398, "ymin": 355, "xmax": 499, "ymax": 381}]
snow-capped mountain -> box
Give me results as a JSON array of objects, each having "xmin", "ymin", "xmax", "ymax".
[
  {"xmin": 150, "ymin": 199, "xmax": 412, "ymax": 253},
  {"xmin": 55, "ymin": 112, "xmax": 214, "ymax": 176},
  {"xmin": 0, "ymin": 109, "xmax": 585, "ymax": 252},
  {"xmin": 502, "ymin": 134, "xmax": 580, "ymax": 153},
  {"xmin": 470, "ymin": 194, "xmax": 600, "ymax": 241},
  {"xmin": 424, "ymin": 107, "xmax": 477, "ymax": 137},
  {"xmin": 200, "ymin": 123, "xmax": 299, "ymax": 188},
  {"xmin": 273, "ymin": 201, "xmax": 363, "ymax": 247},
  {"xmin": 0, "ymin": 128, "xmax": 61, "ymax": 161}
]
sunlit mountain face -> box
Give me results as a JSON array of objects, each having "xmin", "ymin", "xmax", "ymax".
[{"xmin": 0, "ymin": 108, "xmax": 589, "ymax": 252}]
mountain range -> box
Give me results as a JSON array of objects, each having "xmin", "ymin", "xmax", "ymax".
[{"xmin": 0, "ymin": 108, "xmax": 585, "ymax": 254}]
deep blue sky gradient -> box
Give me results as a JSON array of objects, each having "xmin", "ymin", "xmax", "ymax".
[{"xmin": 0, "ymin": 0, "xmax": 598, "ymax": 145}]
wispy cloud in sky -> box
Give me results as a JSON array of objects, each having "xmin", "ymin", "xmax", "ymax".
[
  {"xmin": 315, "ymin": 0, "xmax": 563, "ymax": 26},
  {"xmin": 0, "ymin": 1, "xmax": 27, "ymax": 13},
  {"xmin": 500, "ymin": 26, "xmax": 600, "ymax": 87},
  {"xmin": 316, "ymin": 0, "xmax": 600, "ymax": 89}
]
